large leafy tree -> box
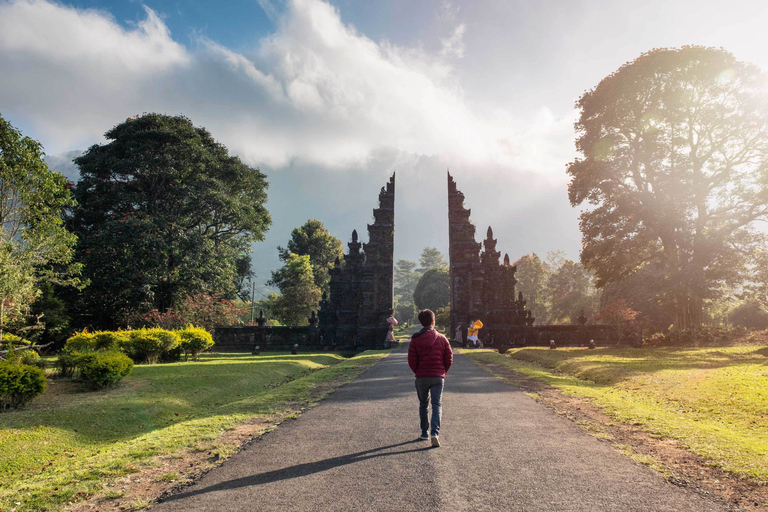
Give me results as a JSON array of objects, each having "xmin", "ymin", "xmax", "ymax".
[
  {"xmin": 0, "ymin": 114, "xmax": 82, "ymax": 342},
  {"xmin": 272, "ymin": 254, "xmax": 321, "ymax": 326},
  {"xmin": 70, "ymin": 114, "xmax": 270, "ymax": 328},
  {"xmin": 413, "ymin": 267, "xmax": 450, "ymax": 312},
  {"xmin": 600, "ymin": 261, "xmax": 675, "ymax": 333},
  {"xmin": 568, "ymin": 46, "xmax": 768, "ymax": 330},
  {"xmin": 275, "ymin": 219, "xmax": 342, "ymax": 294},
  {"xmin": 548, "ymin": 258, "xmax": 600, "ymax": 324},
  {"xmin": 514, "ymin": 253, "xmax": 551, "ymax": 323}
]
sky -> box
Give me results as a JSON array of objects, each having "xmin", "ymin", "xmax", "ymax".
[{"xmin": 2, "ymin": 0, "xmax": 767, "ymax": 297}]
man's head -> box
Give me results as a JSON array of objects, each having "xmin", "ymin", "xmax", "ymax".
[{"xmin": 418, "ymin": 309, "xmax": 435, "ymax": 327}]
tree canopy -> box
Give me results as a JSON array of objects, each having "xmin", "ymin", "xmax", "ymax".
[
  {"xmin": 413, "ymin": 267, "xmax": 450, "ymax": 312},
  {"xmin": 513, "ymin": 253, "xmax": 550, "ymax": 323},
  {"xmin": 417, "ymin": 247, "xmax": 447, "ymax": 273},
  {"xmin": 70, "ymin": 114, "xmax": 270, "ymax": 328},
  {"xmin": 272, "ymin": 254, "xmax": 321, "ymax": 326},
  {"xmin": 0, "ymin": 114, "xmax": 82, "ymax": 340},
  {"xmin": 394, "ymin": 248, "xmax": 448, "ymax": 322},
  {"xmin": 275, "ymin": 219, "xmax": 342, "ymax": 294},
  {"xmin": 514, "ymin": 252, "xmax": 599, "ymax": 324},
  {"xmin": 567, "ymin": 46, "xmax": 768, "ymax": 330}
]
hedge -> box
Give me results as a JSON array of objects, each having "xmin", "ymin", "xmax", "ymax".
[
  {"xmin": 0, "ymin": 361, "xmax": 47, "ymax": 410},
  {"xmin": 178, "ymin": 326, "xmax": 215, "ymax": 361},
  {"xmin": 64, "ymin": 327, "xmax": 212, "ymax": 364},
  {"xmin": 123, "ymin": 328, "xmax": 180, "ymax": 364},
  {"xmin": 76, "ymin": 352, "xmax": 134, "ymax": 389}
]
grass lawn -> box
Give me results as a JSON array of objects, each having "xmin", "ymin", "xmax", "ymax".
[
  {"xmin": 461, "ymin": 345, "xmax": 768, "ymax": 483},
  {"xmin": 0, "ymin": 350, "xmax": 390, "ymax": 511}
]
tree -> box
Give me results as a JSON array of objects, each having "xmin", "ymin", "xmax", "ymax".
[
  {"xmin": 600, "ymin": 261, "xmax": 675, "ymax": 333},
  {"xmin": 275, "ymin": 219, "xmax": 342, "ymax": 294},
  {"xmin": 413, "ymin": 268, "xmax": 450, "ymax": 311},
  {"xmin": 0, "ymin": 114, "xmax": 82, "ymax": 342},
  {"xmin": 394, "ymin": 259, "xmax": 419, "ymax": 298},
  {"xmin": 514, "ymin": 253, "xmax": 551, "ymax": 323},
  {"xmin": 394, "ymin": 259, "xmax": 420, "ymax": 323},
  {"xmin": 272, "ymin": 254, "xmax": 321, "ymax": 326},
  {"xmin": 28, "ymin": 283, "xmax": 71, "ymax": 349},
  {"xmin": 70, "ymin": 114, "xmax": 270, "ymax": 328},
  {"xmin": 418, "ymin": 247, "xmax": 447, "ymax": 273},
  {"xmin": 548, "ymin": 258, "xmax": 600, "ymax": 324},
  {"xmin": 128, "ymin": 293, "xmax": 246, "ymax": 331},
  {"xmin": 568, "ymin": 46, "xmax": 768, "ymax": 330}
]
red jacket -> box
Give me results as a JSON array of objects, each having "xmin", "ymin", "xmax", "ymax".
[{"xmin": 408, "ymin": 328, "xmax": 453, "ymax": 378}]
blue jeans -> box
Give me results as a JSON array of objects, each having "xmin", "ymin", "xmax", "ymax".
[{"xmin": 415, "ymin": 377, "xmax": 444, "ymax": 437}]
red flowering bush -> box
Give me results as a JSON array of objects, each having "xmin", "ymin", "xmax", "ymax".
[
  {"xmin": 596, "ymin": 299, "xmax": 639, "ymax": 345},
  {"xmin": 128, "ymin": 294, "xmax": 245, "ymax": 331}
]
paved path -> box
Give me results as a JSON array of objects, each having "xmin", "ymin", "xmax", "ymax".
[{"xmin": 153, "ymin": 346, "xmax": 726, "ymax": 512}]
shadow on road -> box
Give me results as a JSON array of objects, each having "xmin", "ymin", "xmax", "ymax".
[{"xmin": 159, "ymin": 440, "xmax": 431, "ymax": 503}]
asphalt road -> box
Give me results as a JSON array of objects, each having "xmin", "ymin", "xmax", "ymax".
[{"xmin": 152, "ymin": 345, "xmax": 726, "ymax": 512}]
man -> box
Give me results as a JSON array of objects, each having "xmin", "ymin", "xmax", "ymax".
[{"xmin": 408, "ymin": 309, "xmax": 453, "ymax": 447}]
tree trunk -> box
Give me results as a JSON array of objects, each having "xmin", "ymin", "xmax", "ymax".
[{"xmin": 673, "ymin": 290, "xmax": 703, "ymax": 331}]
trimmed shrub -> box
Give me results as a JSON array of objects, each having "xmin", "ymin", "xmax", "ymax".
[
  {"xmin": 729, "ymin": 301, "xmax": 768, "ymax": 330},
  {"xmin": 19, "ymin": 350, "xmax": 40, "ymax": 366},
  {"xmin": 76, "ymin": 352, "xmax": 133, "ymax": 389},
  {"xmin": 122, "ymin": 328, "xmax": 179, "ymax": 364},
  {"xmin": 178, "ymin": 326, "xmax": 215, "ymax": 361},
  {"xmin": 56, "ymin": 350, "xmax": 80, "ymax": 378},
  {"xmin": 0, "ymin": 361, "xmax": 47, "ymax": 410},
  {"xmin": 160, "ymin": 345, "xmax": 183, "ymax": 363},
  {"xmin": 92, "ymin": 331, "xmax": 129, "ymax": 352},
  {"xmin": 65, "ymin": 331, "xmax": 97, "ymax": 352}
]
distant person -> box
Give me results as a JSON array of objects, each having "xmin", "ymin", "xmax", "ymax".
[
  {"xmin": 467, "ymin": 319, "xmax": 483, "ymax": 348},
  {"xmin": 386, "ymin": 311, "xmax": 398, "ymax": 346},
  {"xmin": 453, "ymin": 322, "xmax": 463, "ymax": 346},
  {"xmin": 408, "ymin": 309, "xmax": 453, "ymax": 447}
]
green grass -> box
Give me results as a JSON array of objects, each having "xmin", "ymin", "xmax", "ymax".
[
  {"xmin": 461, "ymin": 345, "xmax": 768, "ymax": 483},
  {"xmin": 0, "ymin": 350, "xmax": 390, "ymax": 511}
]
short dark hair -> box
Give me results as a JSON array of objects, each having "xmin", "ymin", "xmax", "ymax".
[{"xmin": 418, "ymin": 309, "xmax": 435, "ymax": 327}]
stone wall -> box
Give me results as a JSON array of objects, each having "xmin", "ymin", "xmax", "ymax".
[
  {"xmin": 212, "ymin": 326, "xmax": 320, "ymax": 352},
  {"xmin": 476, "ymin": 324, "xmax": 613, "ymax": 348}
]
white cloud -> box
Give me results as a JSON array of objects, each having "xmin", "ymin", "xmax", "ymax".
[
  {"xmin": 440, "ymin": 23, "xmax": 466, "ymax": 59},
  {"xmin": 0, "ymin": 0, "xmax": 573, "ymax": 180}
]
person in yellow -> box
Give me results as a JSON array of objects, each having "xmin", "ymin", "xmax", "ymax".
[{"xmin": 467, "ymin": 319, "xmax": 483, "ymax": 348}]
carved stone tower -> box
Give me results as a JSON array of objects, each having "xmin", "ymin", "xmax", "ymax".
[
  {"xmin": 448, "ymin": 172, "xmax": 532, "ymax": 344},
  {"xmin": 319, "ymin": 174, "xmax": 395, "ymax": 348}
]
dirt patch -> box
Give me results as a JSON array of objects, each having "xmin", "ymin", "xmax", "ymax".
[
  {"xmin": 63, "ymin": 375, "xmax": 352, "ymax": 511},
  {"xmin": 474, "ymin": 360, "xmax": 768, "ymax": 512}
]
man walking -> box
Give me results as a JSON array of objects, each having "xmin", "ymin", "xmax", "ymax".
[{"xmin": 408, "ymin": 309, "xmax": 453, "ymax": 447}]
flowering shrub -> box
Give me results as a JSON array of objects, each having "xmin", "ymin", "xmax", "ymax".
[
  {"xmin": 596, "ymin": 299, "xmax": 639, "ymax": 344},
  {"xmin": 128, "ymin": 294, "xmax": 246, "ymax": 331}
]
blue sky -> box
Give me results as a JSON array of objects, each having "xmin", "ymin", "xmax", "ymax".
[{"xmin": 2, "ymin": 0, "xmax": 767, "ymax": 296}]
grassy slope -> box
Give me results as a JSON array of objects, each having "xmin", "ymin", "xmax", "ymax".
[
  {"xmin": 0, "ymin": 350, "xmax": 390, "ymax": 511},
  {"xmin": 461, "ymin": 345, "xmax": 768, "ymax": 483}
]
